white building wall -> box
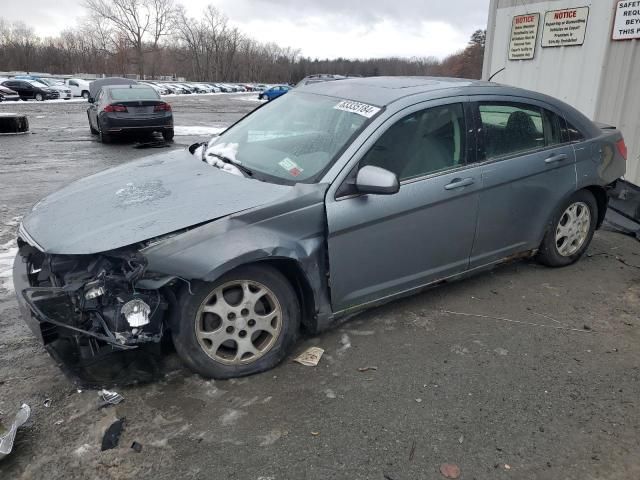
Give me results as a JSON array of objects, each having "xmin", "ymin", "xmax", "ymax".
[{"xmin": 483, "ymin": 0, "xmax": 640, "ymax": 184}]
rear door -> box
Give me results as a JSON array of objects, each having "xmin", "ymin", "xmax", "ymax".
[
  {"xmin": 469, "ymin": 97, "xmax": 577, "ymax": 268},
  {"xmin": 326, "ymin": 98, "xmax": 481, "ymax": 312}
]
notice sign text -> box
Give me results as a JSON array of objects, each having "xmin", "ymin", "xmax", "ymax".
[
  {"xmin": 542, "ymin": 7, "xmax": 589, "ymax": 47},
  {"xmin": 613, "ymin": 1, "xmax": 640, "ymax": 40},
  {"xmin": 509, "ymin": 13, "xmax": 540, "ymax": 60}
]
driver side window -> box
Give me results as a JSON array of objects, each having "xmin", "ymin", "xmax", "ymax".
[{"xmin": 360, "ymin": 103, "xmax": 466, "ymax": 181}]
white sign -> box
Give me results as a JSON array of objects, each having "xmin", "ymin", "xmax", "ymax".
[
  {"xmin": 541, "ymin": 7, "xmax": 590, "ymax": 47},
  {"xmin": 509, "ymin": 13, "xmax": 540, "ymax": 60},
  {"xmin": 613, "ymin": 1, "xmax": 640, "ymax": 40},
  {"xmin": 333, "ymin": 100, "xmax": 381, "ymax": 118}
]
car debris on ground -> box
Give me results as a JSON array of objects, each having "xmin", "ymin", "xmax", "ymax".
[
  {"xmin": 439, "ymin": 463, "xmax": 461, "ymax": 479},
  {"xmin": 0, "ymin": 404, "xmax": 31, "ymax": 460},
  {"xmin": 99, "ymin": 389, "xmax": 124, "ymax": 407},
  {"xmin": 294, "ymin": 347, "xmax": 324, "ymax": 366},
  {"xmin": 101, "ymin": 418, "xmax": 125, "ymax": 451}
]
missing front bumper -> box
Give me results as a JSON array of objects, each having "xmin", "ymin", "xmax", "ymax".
[{"xmin": 12, "ymin": 254, "xmax": 165, "ymax": 388}]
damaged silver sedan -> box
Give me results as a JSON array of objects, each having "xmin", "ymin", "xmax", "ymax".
[{"xmin": 13, "ymin": 77, "xmax": 626, "ymax": 385}]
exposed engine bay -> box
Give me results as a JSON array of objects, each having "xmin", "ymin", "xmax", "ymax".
[{"xmin": 16, "ymin": 240, "xmax": 172, "ymax": 387}]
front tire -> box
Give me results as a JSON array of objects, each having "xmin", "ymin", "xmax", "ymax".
[
  {"xmin": 35, "ymin": 93, "xmax": 44, "ymax": 102},
  {"xmin": 172, "ymin": 265, "xmax": 300, "ymax": 379},
  {"xmin": 537, "ymin": 190, "xmax": 597, "ymax": 267}
]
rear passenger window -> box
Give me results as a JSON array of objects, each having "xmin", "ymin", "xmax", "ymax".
[{"xmin": 478, "ymin": 103, "xmax": 545, "ymax": 159}]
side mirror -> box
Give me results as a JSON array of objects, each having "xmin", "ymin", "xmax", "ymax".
[{"xmin": 355, "ymin": 165, "xmax": 399, "ymax": 195}]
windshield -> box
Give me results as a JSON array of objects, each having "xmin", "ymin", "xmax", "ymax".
[
  {"xmin": 109, "ymin": 87, "xmax": 160, "ymax": 101},
  {"xmin": 205, "ymin": 92, "xmax": 379, "ymax": 183},
  {"xmin": 27, "ymin": 79, "xmax": 48, "ymax": 88},
  {"xmin": 40, "ymin": 78, "xmax": 62, "ymax": 87}
]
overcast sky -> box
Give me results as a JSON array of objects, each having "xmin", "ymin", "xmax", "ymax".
[{"xmin": 1, "ymin": 0, "xmax": 489, "ymax": 59}]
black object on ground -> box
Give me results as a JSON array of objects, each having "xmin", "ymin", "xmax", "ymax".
[
  {"xmin": 0, "ymin": 113, "xmax": 29, "ymax": 135},
  {"xmin": 101, "ymin": 418, "xmax": 125, "ymax": 451},
  {"xmin": 131, "ymin": 441, "xmax": 143, "ymax": 453},
  {"xmin": 134, "ymin": 140, "xmax": 171, "ymax": 149}
]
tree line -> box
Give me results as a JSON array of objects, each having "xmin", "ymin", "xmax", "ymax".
[{"xmin": 0, "ymin": 0, "xmax": 485, "ymax": 83}]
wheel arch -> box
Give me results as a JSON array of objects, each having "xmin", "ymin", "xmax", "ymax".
[
  {"xmin": 539, "ymin": 185, "xmax": 608, "ymax": 245},
  {"xmin": 582, "ymin": 185, "xmax": 608, "ymax": 229},
  {"xmin": 251, "ymin": 257, "xmax": 318, "ymax": 333}
]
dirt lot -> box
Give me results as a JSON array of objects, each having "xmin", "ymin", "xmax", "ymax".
[{"xmin": 1, "ymin": 94, "xmax": 639, "ymax": 480}]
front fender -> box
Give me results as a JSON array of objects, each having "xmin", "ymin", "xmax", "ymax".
[{"xmin": 140, "ymin": 185, "xmax": 332, "ymax": 325}]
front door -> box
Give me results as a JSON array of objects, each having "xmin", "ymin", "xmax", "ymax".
[{"xmin": 326, "ymin": 99, "xmax": 481, "ymax": 312}]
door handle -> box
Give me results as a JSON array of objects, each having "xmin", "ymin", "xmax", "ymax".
[
  {"xmin": 545, "ymin": 153, "xmax": 568, "ymax": 164},
  {"xmin": 444, "ymin": 177, "xmax": 475, "ymax": 190}
]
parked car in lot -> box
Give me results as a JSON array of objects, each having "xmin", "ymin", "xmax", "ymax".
[
  {"xmin": 259, "ymin": 84, "xmax": 291, "ymax": 101},
  {"xmin": 65, "ymin": 78, "xmax": 91, "ymax": 98},
  {"xmin": 212, "ymin": 83, "xmax": 233, "ymax": 93},
  {"xmin": 168, "ymin": 83, "xmax": 190, "ymax": 94},
  {"xmin": 140, "ymin": 81, "xmax": 170, "ymax": 96},
  {"xmin": 33, "ymin": 78, "xmax": 72, "ymax": 100},
  {"xmin": 87, "ymin": 82, "xmax": 173, "ymax": 143},
  {"xmin": 13, "ymin": 77, "xmax": 626, "ymax": 384},
  {"xmin": 0, "ymin": 85, "xmax": 20, "ymax": 102},
  {"xmin": 1, "ymin": 79, "xmax": 59, "ymax": 101}
]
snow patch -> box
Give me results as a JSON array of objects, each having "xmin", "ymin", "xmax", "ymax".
[
  {"xmin": 203, "ymin": 142, "xmax": 243, "ymax": 177},
  {"xmin": 219, "ymin": 409, "xmax": 246, "ymax": 426},
  {"xmin": 173, "ymin": 126, "xmax": 227, "ymax": 136},
  {"xmin": 0, "ymin": 239, "xmax": 17, "ymax": 294},
  {"xmin": 337, "ymin": 333, "xmax": 351, "ymax": 355}
]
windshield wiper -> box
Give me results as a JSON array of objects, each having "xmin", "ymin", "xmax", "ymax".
[{"xmin": 205, "ymin": 151, "xmax": 253, "ymax": 177}]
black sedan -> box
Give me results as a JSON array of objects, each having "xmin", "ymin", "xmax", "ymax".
[
  {"xmin": 87, "ymin": 84, "xmax": 174, "ymax": 143},
  {"xmin": 1, "ymin": 79, "xmax": 59, "ymax": 101}
]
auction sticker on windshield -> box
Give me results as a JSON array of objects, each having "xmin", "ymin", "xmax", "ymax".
[
  {"xmin": 279, "ymin": 157, "xmax": 304, "ymax": 177},
  {"xmin": 334, "ymin": 100, "xmax": 381, "ymax": 118}
]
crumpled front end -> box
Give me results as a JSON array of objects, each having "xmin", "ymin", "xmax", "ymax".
[{"xmin": 13, "ymin": 234, "xmax": 171, "ymax": 387}]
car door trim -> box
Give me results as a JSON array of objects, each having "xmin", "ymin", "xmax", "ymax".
[{"xmin": 330, "ymin": 247, "xmax": 536, "ymax": 317}]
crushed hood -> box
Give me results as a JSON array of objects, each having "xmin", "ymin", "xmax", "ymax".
[{"xmin": 22, "ymin": 148, "xmax": 292, "ymax": 254}]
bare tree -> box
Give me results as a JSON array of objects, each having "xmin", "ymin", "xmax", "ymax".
[{"xmin": 83, "ymin": 0, "xmax": 176, "ymax": 77}]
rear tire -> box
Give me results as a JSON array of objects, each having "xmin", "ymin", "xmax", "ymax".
[
  {"xmin": 98, "ymin": 122, "xmax": 111, "ymax": 143},
  {"xmin": 82, "ymin": 91, "xmax": 89, "ymax": 99},
  {"xmin": 162, "ymin": 128, "xmax": 174, "ymax": 142},
  {"xmin": 537, "ymin": 190, "xmax": 597, "ymax": 267},
  {"xmin": 172, "ymin": 264, "xmax": 300, "ymax": 379}
]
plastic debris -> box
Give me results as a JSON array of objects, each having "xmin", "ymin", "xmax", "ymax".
[
  {"xmin": 131, "ymin": 441, "xmax": 143, "ymax": 453},
  {"xmin": 310, "ymin": 431, "xmax": 320, "ymax": 436},
  {"xmin": 99, "ymin": 389, "xmax": 124, "ymax": 406},
  {"xmin": 294, "ymin": 347, "xmax": 324, "ymax": 367},
  {"xmin": 43, "ymin": 398, "xmax": 51, "ymax": 408},
  {"xmin": 0, "ymin": 404, "xmax": 31, "ymax": 460},
  {"xmin": 101, "ymin": 418, "xmax": 125, "ymax": 451},
  {"xmin": 439, "ymin": 463, "xmax": 461, "ymax": 479},
  {"xmin": 357, "ymin": 366, "xmax": 378, "ymax": 372}
]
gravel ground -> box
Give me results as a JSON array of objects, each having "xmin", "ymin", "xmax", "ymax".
[{"xmin": 0, "ymin": 94, "xmax": 639, "ymax": 480}]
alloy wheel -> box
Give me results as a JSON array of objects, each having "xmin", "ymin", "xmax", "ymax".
[
  {"xmin": 555, "ymin": 201, "xmax": 591, "ymax": 256},
  {"xmin": 195, "ymin": 280, "xmax": 283, "ymax": 365}
]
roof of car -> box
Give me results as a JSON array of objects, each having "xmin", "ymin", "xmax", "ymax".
[
  {"xmin": 298, "ymin": 76, "xmax": 495, "ymax": 106},
  {"xmin": 105, "ymin": 84, "xmax": 154, "ymax": 89}
]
